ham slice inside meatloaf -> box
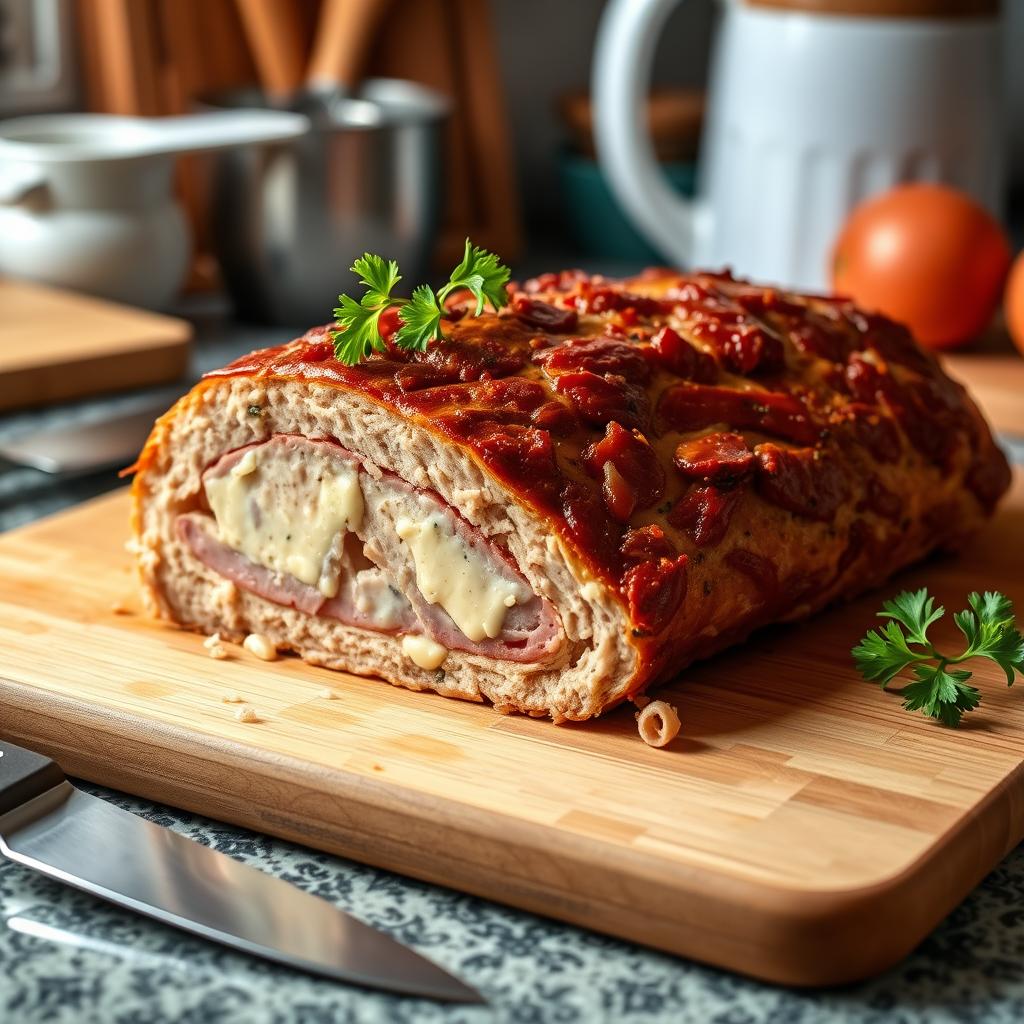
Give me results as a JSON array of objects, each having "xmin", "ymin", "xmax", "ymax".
[{"xmin": 176, "ymin": 434, "xmax": 562, "ymax": 665}]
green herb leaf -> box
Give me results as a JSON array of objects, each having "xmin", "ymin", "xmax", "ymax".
[
  {"xmin": 351, "ymin": 253, "xmax": 400, "ymax": 307},
  {"xmin": 331, "ymin": 292, "xmax": 389, "ymax": 365},
  {"xmin": 877, "ymin": 587, "xmax": 944, "ymax": 648},
  {"xmin": 395, "ymin": 284, "xmax": 443, "ymax": 352},
  {"xmin": 852, "ymin": 620, "xmax": 926, "ymax": 687},
  {"xmin": 900, "ymin": 665, "xmax": 980, "ymax": 728},
  {"xmin": 852, "ymin": 587, "xmax": 1021, "ymax": 727},
  {"xmin": 330, "ymin": 241, "xmax": 511, "ymax": 366},
  {"xmin": 439, "ymin": 238, "xmax": 511, "ymax": 315},
  {"xmin": 954, "ymin": 591, "xmax": 1024, "ymax": 685}
]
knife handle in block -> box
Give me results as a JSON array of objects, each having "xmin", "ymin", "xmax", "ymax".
[{"xmin": 0, "ymin": 740, "xmax": 66, "ymax": 817}]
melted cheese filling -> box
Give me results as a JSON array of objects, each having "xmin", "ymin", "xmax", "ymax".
[
  {"xmin": 401, "ymin": 634, "xmax": 448, "ymax": 670},
  {"xmin": 205, "ymin": 445, "xmax": 364, "ymax": 598},
  {"xmin": 203, "ymin": 439, "xmax": 536, "ymax": 654},
  {"xmin": 395, "ymin": 513, "xmax": 531, "ymax": 643}
]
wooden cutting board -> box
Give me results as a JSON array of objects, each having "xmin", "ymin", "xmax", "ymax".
[
  {"xmin": 941, "ymin": 335, "xmax": 1024, "ymax": 438},
  {"xmin": 0, "ymin": 480, "xmax": 1023, "ymax": 987},
  {"xmin": 0, "ymin": 280, "xmax": 191, "ymax": 411}
]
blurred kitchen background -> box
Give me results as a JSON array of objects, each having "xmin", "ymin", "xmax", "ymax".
[{"xmin": 0, "ymin": 0, "xmax": 1022, "ymax": 524}]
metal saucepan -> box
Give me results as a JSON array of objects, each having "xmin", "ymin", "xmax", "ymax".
[{"xmin": 206, "ymin": 78, "xmax": 449, "ymax": 328}]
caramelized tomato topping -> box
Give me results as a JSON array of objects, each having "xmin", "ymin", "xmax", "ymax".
[
  {"xmin": 396, "ymin": 334, "xmax": 528, "ymax": 390},
  {"xmin": 583, "ymin": 422, "xmax": 665, "ymax": 522},
  {"xmin": 402, "ymin": 376, "xmax": 546, "ymax": 416},
  {"xmin": 754, "ymin": 443, "xmax": 848, "ymax": 521},
  {"xmin": 572, "ymin": 285, "xmax": 669, "ymax": 318},
  {"xmin": 834, "ymin": 403, "xmax": 901, "ymax": 464},
  {"xmin": 658, "ymin": 383, "xmax": 821, "ymax": 445},
  {"xmin": 473, "ymin": 425, "xmax": 560, "ymax": 501},
  {"xmin": 560, "ymin": 480, "xmax": 620, "ymax": 569},
  {"xmin": 620, "ymin": 524, "xmax": 676, "ymax": 562},
  {"xmin": 512, "ymin": 297, "xmax": 578, "ymax": 333},
  {"xmin": 788, "ymin": 318, "xmax": 855, "ymax": 363},
  {"xmin": 378, "ymin": 306, "xmax": 403, "ymax": 346},
  {"xmin": 646, "ymin": 326, "xmax": 717, "ymax": 382},
  {"xmin": 553, "ymin": 371, "xmax": 650, "ymax": 431},
  {"xmin": 524, "ymin": 269, "xmax": 590, "ymax": 294},
  {"xmin": 843, "ymin": 306, "xmax": 934, "ymax": 374},
  {"xmin": 535, "ymin": 336, "xmax": 651, "ymax": 385},
  {"xmin": 673, "ymin": 432, "xmax": 753, "ymax": 484},
  {"xmin": 668, "ymin": 484, "xmax": 743, "ymax": 547},
  {"xmin": 623, "ymin": 555, "xmax": 689, "ymax": 636},
  {"xmin": 690, "ymin": 318, "xmax": 785, "ymax": 376},
  {"xmin": 529, "ymin": 399, "xmax": 579, "ymax": 435},
  {"xmin": 844, "ymin": 353, "xmax": 897, "ymax": 405}
]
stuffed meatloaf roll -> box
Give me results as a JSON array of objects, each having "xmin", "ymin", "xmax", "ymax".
[{"xmin": 130, "ymin": 269, "xmax": 1010, "ymax": 722}]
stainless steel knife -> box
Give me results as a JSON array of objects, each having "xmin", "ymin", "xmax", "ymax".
[
  {"xmin": 0, "ymin": 739, "xmax": 482, "ymax": 1003},
  {"xmin": 0, "ymin": 398, "xmax": 177, "ymax": 476}
]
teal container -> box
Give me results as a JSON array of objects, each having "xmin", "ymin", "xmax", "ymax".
[{"xmin": 558, "ymin": 149, "xmax": 697, "ymax": 264}]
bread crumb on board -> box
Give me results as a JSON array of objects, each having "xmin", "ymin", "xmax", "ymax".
[
  {"xmin": 243, "ymin": 633, "xmax": 278, "ymax": 661},
  {"xmin": 235, "ymin": 704, "xmax": 260, "ymax": 724},
  {"xmin": 636, "ymin": 700, "xmax": 681, "ymax": 749},
  {"xmin": 110, "ymin": 601, "xmax": 132, "ymax": 616},
  {"xmin": 204, "ymin": 633, "xmax": 229, "ymax": 660},
  {"xmin": 317, "ymin": 688, "xmax": 338, "ymax": 700},
  {"xmin": 222, "ymin": 691, "xmax": 244, "ymax": 704}
]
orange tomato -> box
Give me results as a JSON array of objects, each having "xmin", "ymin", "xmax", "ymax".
[
  {"xmin": 831, "ymin": 183, "xmax": 1011, "ymax": 350},
  {"xmin": 1005, "ymin": 251, "xmax": 1024, "ymax": 358}
]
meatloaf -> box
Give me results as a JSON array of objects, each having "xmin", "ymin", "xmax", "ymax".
[{"xmin": 129, "ymin": 268, "xmax": 1011, "ymax": 722}]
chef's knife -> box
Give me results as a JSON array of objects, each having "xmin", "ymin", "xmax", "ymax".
[
  {"xmin": 0, "ymin": 740, "xmax": 482, "ymax": 1003},
  {"xmin": 0, "ymin": 397, "xmax": 178, "ymax": 476}
]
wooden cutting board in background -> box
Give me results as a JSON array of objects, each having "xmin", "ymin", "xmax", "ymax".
[
  {"xmin": 0, "ymin": 477, "xmax": 1023, "ymax": 986},
  {"xmin": 0, "ymin": 280, "xmax": 191, "ymax": 411}
]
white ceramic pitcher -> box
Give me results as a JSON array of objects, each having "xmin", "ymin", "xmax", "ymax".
[
  {"xmin": 0, "ymin": 110, "xmax": 309, "ymax": 310},
  {"xmin": 592, "ymin": 0, "xmax": 1004, "ymax": 290}
]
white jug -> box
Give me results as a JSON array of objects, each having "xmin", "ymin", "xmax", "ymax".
[{"xmin": 592, "ymin": 0, "xmax": 1004, "ymax": 290}]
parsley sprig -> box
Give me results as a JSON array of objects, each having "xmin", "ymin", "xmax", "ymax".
[
  {"xmin": 852, "ymin": 588, "xmax": 1024, "ymax": 727},
  {"xmin": 330, "ymin": 239, "xmax": 510, "ymax": 365}
]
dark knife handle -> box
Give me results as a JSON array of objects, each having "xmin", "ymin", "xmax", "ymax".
[{"xmin": 0, "ymin": 740, "xmax": 66, "ymax": 817}]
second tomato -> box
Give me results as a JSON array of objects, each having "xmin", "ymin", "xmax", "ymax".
[{"xmin": 831, "ymin": 183, "xmax": 1010, "ymax": 350}]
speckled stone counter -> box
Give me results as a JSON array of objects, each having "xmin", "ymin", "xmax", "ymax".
[{"xmin": 2, "ymin": 301, "xmax": 1024, "ymax": 1023}]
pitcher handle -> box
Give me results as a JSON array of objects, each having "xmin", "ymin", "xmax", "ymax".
[
  {"xmin": 592, "ymin": 0, "xmax": 699, "ymax": 266},
  {"xmin": 0, "ymin": 165, "xmax": 48, "ymax": 209}
]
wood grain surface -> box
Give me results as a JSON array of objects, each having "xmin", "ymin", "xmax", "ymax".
[
  {"xmin": 0, "ymin": 280, "xmax": 191, "ymax": 411},
  {"xmin": 942, "ymin": 343, "xmax": 1024, "ymax": 438},
  {"xmin": 0, "ymin": 480, "xmax": 1022, "ymax": 986}
]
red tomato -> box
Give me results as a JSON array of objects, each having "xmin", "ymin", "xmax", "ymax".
[
  {"xmin": 831, "ymin": 183, "xmax": 1011, "ymax": 350},
  {"xmin": 1005, "ymin": 251, "xmax": 1024, "ymax": 358}
]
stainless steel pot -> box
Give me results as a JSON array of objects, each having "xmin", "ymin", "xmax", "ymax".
[{"xmin": 207, "ymin": 79, "xmax": 448, "ymax": 327}]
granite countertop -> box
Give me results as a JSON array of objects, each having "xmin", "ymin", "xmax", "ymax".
[{"xmin": 2, "ymin": 301, "xmax": 1024, "ymax": 1023}]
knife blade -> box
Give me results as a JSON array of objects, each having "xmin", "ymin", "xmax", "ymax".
[
  {"xmin": 0, "ymin": 740, "xmax": 482, "ymax": 1004},
  {"xmin": 0, "ymin": 399, "xmax": 177, "ymax": 476}
]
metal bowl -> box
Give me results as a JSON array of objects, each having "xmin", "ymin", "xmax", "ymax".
[{"xmin": 206, "ymin": 79, "xmax": 449, "ymax": 327}]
